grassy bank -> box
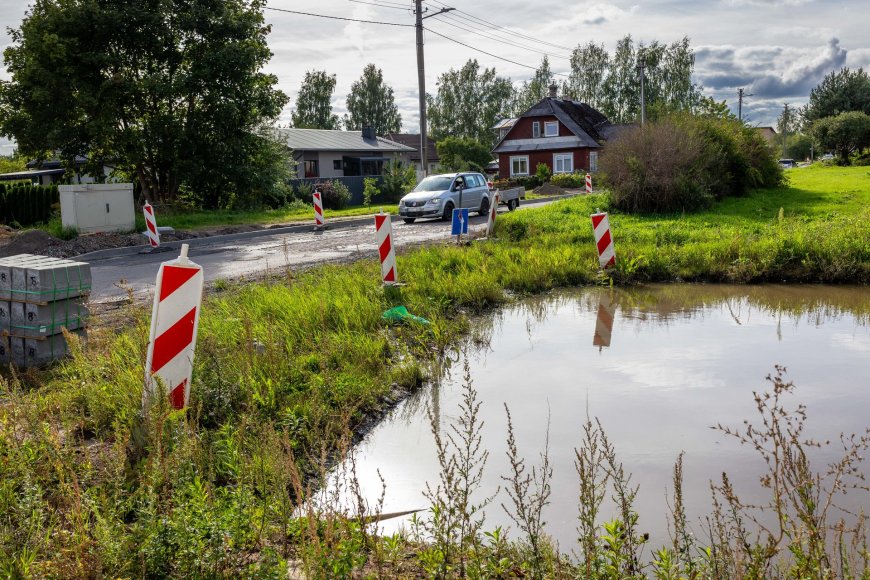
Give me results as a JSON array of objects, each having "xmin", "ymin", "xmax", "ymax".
[{"xmin": 1, "ymin": 165, "xmax": 869, "ymax": 576}]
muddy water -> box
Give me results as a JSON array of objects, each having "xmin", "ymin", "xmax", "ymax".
[{"xmin": 342, "ymin": 284, "xmax": 870, "ymax": 550}]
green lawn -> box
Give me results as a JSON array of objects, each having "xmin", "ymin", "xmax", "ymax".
[{"xmin": 3, "ymin": 164, "xmax": 869, "ymax": 576}]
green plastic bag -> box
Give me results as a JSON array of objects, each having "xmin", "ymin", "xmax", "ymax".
[{"xmin": 382, "ymin": 306, "xmax": 430, "ymax": 325}]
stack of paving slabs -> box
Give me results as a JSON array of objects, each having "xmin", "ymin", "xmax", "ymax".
[{"xmin": 0, "ymin": 254, "xmax": 90, "ymax": 367}]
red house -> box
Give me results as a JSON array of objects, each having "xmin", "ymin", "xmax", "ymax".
[{"xmin": 494, "ymin": 84, "xmax": 624, "ymax": 180}]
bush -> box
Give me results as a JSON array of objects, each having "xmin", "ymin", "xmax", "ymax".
[
  {"xmin": 313, "ymin": 180, "xmax": 351, "ymax": 210},
  {"xmin": 293, "ymin": 181, "xmax": 314, "ymax": 203},
  {"xmin": 379, "ymin": 161, "xmax": 416, "ymax": 202},
  {"xmin": 535, "ymin": 162, "xmax": 551, "ymax": 184},
  {"xmin": 601, "ymin": 115, "xmax": 782, "ymax": 213},
  {"xmin": 0, "ymin": 182, "xmax": 59, "ymax": 226},
  {"xmin": 363, "ymin": 177, "xmax": 379, "ymax": 206},
  {"xmin": 550, "ymin": 172, "xmax": 585, "ymax": 188}
]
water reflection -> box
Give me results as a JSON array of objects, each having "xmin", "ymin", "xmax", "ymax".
[{"xmin": 341, "ymin": 284, "xmax": 870, "ymax": 549}]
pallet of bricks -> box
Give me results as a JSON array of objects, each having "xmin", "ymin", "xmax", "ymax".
[{"xmin": 0, "ymin": 254, "xmax": 91, "ymax": 367}]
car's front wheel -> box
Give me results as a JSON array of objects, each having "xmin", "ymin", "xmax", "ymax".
[{"xmin": 441, "ymin": 201, "xmax": 455, "ymax": 221}]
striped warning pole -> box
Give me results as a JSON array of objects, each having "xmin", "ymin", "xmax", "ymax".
[
  {"xmin": 143, "ymin": 202, "xmax": 160, "ymax": 248},
  {"xmin": 313, "ymin": 191, "xmax": 325, "ymax": 229},
  {"xmin": 374, "ymin": 211, "xmax": 397, "ymax": 285},
  {"xmin": 486, "ymin": 190, "xmax": 500, "ymax": 237},
  {"xmin": 585, "ymin": 173, "xmax": 593, "ymax": 194},
  {"xmin": 144, "ymin": 244, "xmax": 204, "ymax": 410},
  {"xmin": 591, "ymin": 212, "xmax": 616, "ymax": 269},
  {"xmin": 593, "ymin": 293, "xmax": 616, "ymax": 348}
]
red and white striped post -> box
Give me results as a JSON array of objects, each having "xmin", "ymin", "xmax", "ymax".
[
  {"xmin": 144, "ymin": 244, "xmax": 204, "ymax": 410},
  {"xmin": 585, "ymin": 173, "xmax": 593, "ymax": 194},
  {"xmin": 374, "ymin": 211, "xmax": 397, "ymax": 285},
  {"xmin": 591, "ymin": 212, "xmax": 616, "ymax": 269},
  {"xmin": 486, "ymin": 190, "xmax": 500, "ymax": 237},
  {"xmin": 313, "ymin": 191, "xmax": 325, "ymax": 229},
  {"xmin": 143, "ymin": 202, "xmax": 160, "ymax": 248}
]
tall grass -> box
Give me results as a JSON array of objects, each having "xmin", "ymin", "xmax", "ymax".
[{"xmin": 1, "ymin": 165, "xmax": 869, "ymax": 574}]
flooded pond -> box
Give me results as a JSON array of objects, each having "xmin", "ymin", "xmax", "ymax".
[{"xmin": 340, "ymin": 284, "xmax": 870, "ymax": 549}]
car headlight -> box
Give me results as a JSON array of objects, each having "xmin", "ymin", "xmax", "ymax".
[
  {"xmin": 399, "ymin": 200, "xmax": 405, "ymax": 207},
  {"xmin": 426, "ymin": 198, "xmax": 440, "ymax": 205}
]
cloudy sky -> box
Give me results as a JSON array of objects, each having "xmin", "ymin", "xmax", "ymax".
[{"xmin": 2, "ymin": 0, "xmax": 869, "ymax": 155}]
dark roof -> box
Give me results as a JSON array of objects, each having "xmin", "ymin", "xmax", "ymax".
[
  {"xmin": 26, "ymin": 156, "xmax": 89, "ymax": 170},
  {"xmin": 276, "ymin": 128, "xmax": 414, "ymax": 153},
  {"xmin": 381, "ymin": 133, "xmax": 439, "ymax": 161},
  {"xmin": 493, "ymin": 97, "xmax": 615, "ymax": 153}
]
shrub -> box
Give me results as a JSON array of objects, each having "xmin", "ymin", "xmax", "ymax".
[
  {"xmin": 293, "ymin": 181, "xmax": 314, "ymax": 203},
  {"xmin": 535, "ymin": 162, "xmax": 551, "ymax": 184},
  {"xmin": 313, "ymin": 180, "xmax": 351, "ymax": 210},
  {"xmin": 550, "ymin": 172, "xmax": 584, "ymax": 188},
  {"xmin": 0, "ymin": 183, "xmax": 59, "ymax": 226},
  {"xmin": 363, "ymin": 177, "xmax": 380, "ymax": 206},
  {"xmin": 379, "ymin": 161, "xmax": 416, "ymax": 202},
  {"xmin": 601, "ymin": 115, "xmax": 783, "ymax": 213}
]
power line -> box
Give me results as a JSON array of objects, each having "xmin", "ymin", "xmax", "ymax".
[
  {"xmin": 430, "ymin": 13, "xmax": 571, "ymax": 60},
  {"xmin": 263, "ymin": 6, "xmax": 413, "ymax": 27},
  {"xmin": 346, "ymin": 0, "xmax": 410, "ymax": 10},
  {"xmin": 424, "ymin": 26, "xmax": 569, "ymax": 77},
  {"xmin": 424, "ymin": 0, "xmax": 575, "ymax": 52}
]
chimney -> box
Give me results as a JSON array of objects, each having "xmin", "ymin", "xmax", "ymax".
[
  {"xmin": 362, "ymin": 126, "xmax": 376, "ymax": 140},
  {"xmin": 548, "ymin": 82, "xmax": 558, "ymax": 98}
]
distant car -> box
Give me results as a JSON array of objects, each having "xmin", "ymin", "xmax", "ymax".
[
  {"xmin": 398, "ymin": 172, "xmax": 491, "ymax": 224},
  {"xmin": 778, "ymin": 159, "xmax": 797, "ymax": 168},
  {"xmin": 821, "ymin": 153, "xmax": 834, "ymax": 161}
]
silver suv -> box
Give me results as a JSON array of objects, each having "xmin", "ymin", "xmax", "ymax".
[{"xmin": 398, "ymin": 172, "xmax": 491, "ymax": 224}]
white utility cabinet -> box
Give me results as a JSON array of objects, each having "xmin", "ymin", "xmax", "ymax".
[{"xmin": 59, "ymin": 183, "xmax": 135, "ymax": 234}]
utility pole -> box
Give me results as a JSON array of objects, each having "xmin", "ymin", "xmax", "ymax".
[
  {"xmin": 637, "ymin": 60, "xmax": 646, "ymax": 126},
  {"xmin": 414, "ymin": 1, "xmax": 454, "ymax": 178},
  {"xmin": 738, "ymin": 88, "xmax": 753, "ymax": 122},
  {"xmin": 782, "ymin": 103, "xmax": 789, "ymax": 158}
]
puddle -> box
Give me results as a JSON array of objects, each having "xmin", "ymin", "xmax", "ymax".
[{"xmin": 337, "ymin": 284, "xmax": 870, "ymax": 549}]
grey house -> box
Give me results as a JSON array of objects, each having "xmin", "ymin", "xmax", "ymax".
[{"xmin": 277, "ymin": 127, "xmax": 415, "ymax": 178}]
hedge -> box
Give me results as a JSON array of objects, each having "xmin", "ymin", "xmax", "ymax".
[{"xmin": 0, "ymin": 183, "xmax": 59, "ymax": 226}]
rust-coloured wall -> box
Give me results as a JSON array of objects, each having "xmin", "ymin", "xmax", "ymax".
[{"xmin": 498, "ymin": 149, "xmax": 590, "ymax": 179}]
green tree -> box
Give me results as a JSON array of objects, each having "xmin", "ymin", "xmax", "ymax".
[
  {"xmin": 427, "ymin": 59, "xmax": 515, "ymax": 145},
  {"xmin": 811, "ymin": 111, "xmax": 870, "ymax": 165},
  {"xmin": 514, "ymin": 56, "xmax": 555, "ymax": 114},
  {"xmin": 0, "ymin": 152, "xmax": 26, "ymax": 174},
  {"xmin": 0, "ymin": 0, "xmax": 288, "ymax": 206},
  {"xmin": 435, "ymin": 137, "xmax": 492, "ymax": 172},
  {"xmin": 693, "ymin": 95, "xmax": 734, "ymax": 120},
  {"xmin": 292, "ymin": 70, "xmax": 341, "ymax": 130},
  {"xmin": 601, "ymin": 36, "xmax": 638, "ymax": 123},
  {"xmin": 568, "ymin": 42, "xmax": 610, "ymax": 108},
  {"xmin": 803, "ymin": 67, "xmax": 870, "ymax": 125},
  {"xmin": 786, "ymin": 133, "xmax": 814, "ymax": 161},
  {"xmin": 344, "ymin": 64, "xmax": 402, "ymax": 134}
]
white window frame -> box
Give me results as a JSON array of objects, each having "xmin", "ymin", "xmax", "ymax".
[
  {"xmin": 510, "ymin": 155, "xmax": 530, "ymax": 176},
  {"xmin": 532, "ymin": 121, "xmax": 541, "ymax": 138},
  {"xmin": 545, "ymin": 121, "xmax": 559, "ymax": 137},
  {"xmin": 589, "ymin": 151, "xmax": 599, "ymax": 172},
  {"xmin": 553, "ymin": 153, "xmax": 573, "ymax": 174}
]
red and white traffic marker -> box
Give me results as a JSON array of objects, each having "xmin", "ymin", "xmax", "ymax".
[
  {"xmin": 593, "ymin": 293, "xmax": 615, "ymax": 348},
  {"xmin": 486, "ymin": 190, "xmax": 500, "ymax": 237},
  {"xmin": 374, "ymin": 211, "xmax": 397, "ymax": 285},
  {"xmin": 585, "ymin": 173, "xmax": 593, "ymax": 194},
  {"xmin": 313, "ymin": 191, "xmax": 325, "ymax": 229},
  {"xmin": 591, "ymin": 212, "xmax": 616, "ymax": 269},
  {"xmin": 143, "ymin": 202, "xmax": 160, "ymax": 248},
  {"xmin": 144, "ymin": 244, "xmax": 204, "ymax": 410}
]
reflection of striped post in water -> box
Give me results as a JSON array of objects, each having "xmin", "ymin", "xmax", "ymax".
[{"xmin": 593, "ymin": 293, "xmax": 615, "ymax": 348}]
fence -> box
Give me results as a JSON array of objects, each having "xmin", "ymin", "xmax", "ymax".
[{"xmin": 0, "ymin": 183, "xmax": 59, "ymax": 226}]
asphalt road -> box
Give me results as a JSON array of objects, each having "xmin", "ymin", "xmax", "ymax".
[{"xmin": 87, "ymin": 208, "xmax": 508, "ymax": 304}]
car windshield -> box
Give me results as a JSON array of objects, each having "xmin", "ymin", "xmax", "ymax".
[{"xmin": 413, "ymin": 176, "xmax": 454, "ymax": 192}]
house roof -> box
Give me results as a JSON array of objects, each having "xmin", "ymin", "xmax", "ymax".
[
  {"xmin": 0, "ymin": 169, "xmax": 65, "ymax": 181},
  {"xmin": 381, "ymin": 133, "xmax": 440, "ymax": 161},
  {"xmin": 493, "ymin": 97, "xmax": 614, "ymax": 153},
  {"xmin": 277, "ymin": 128, "xmax": 414, "ymax": 153},
  {"xmin": 26, "ymin": 156, "xmax": 89, "ymax": 170},
  {"xmin": 492, "ymin": 118, "xmax": 517, "ymax": 130}
]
